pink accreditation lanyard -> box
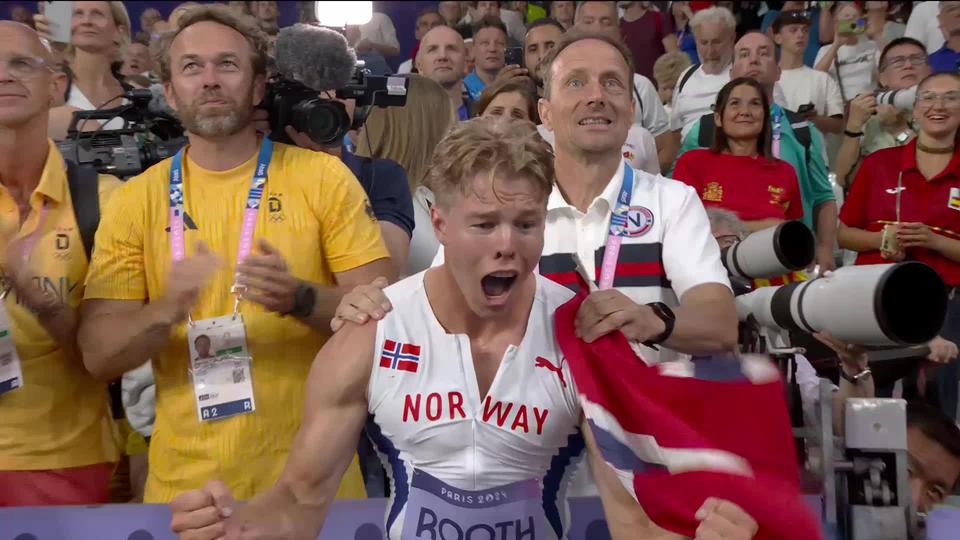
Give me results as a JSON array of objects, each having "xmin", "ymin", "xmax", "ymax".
[
  {"xmin": 168, "ymin": 138, "xmax": 273, "ymax": 320},
  {"xmin": 597, "ymin": 163, "xmax": 635, "ymax": 290}
]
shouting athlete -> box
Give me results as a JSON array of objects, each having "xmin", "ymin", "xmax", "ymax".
[{"xmin": 169, "ymin": 120, "xmax": 758, "ymax": 540}]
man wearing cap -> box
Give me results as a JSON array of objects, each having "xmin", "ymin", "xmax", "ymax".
[{"xmin": 774, "ymin": 10, "xmax": 844, "ymax": 136}]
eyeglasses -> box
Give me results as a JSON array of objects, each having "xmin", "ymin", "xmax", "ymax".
[
  {"xmin": 880, "ymin": 54, "xmax": 928, "ymax": 71},
  {"xmin": 0, "ymin": 55, "xmax": 53, "ymax": 81},
  {"xmin": 917, "ymin": 91, "xmax": 960, "ymax": 108}
]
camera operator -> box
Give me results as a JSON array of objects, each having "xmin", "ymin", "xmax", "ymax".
[
  {"xmin": 834, "ymin": 37, "xmax": 931, "ymax": 188},
  {"xmin": 77, "ymin": 5, "xmax": 395, "ymax": 503},
  {"xmin": 809, "ymin": 336, "xmax": 960, "ymax": 514},
  {"xmin": 0, "ymin": 21, "xmax": 122, "ymax": 506},
  {"xmin": 840, "ymin": 71, "xmax": 960, "ymax": 420}
]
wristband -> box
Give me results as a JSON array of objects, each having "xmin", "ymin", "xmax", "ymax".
[
  {"xmin": 839, "ymin": 365, "xmax": 872, "ymax": 385},
  {"xmin": 844, "ymin": 129, "xmax": 864, "ymax": 138}
]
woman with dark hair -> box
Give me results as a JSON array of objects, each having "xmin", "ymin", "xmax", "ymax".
[
  {"xmin": 672, "ymin": 77, "xmax": 803, "ymax": 233},
  {"xmin": 473, "ymin": 78, "xmax": 538, "ymax": 123}
]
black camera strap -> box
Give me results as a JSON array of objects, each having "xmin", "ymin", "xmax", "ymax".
[{"xmin": 65, "ymin": 160, "xmax": 101, "ymax": 262}]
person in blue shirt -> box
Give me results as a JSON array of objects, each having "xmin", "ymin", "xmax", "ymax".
[
  {"xmin": 463, "ymin": 16, "xmax": 509, "ymax": 101},
  {"xmin": 929, "ymin": 2, "xmax": 960, "ymax": 73}
]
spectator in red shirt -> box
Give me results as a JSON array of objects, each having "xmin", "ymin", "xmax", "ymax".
[
  {"xmin": 839, "ymin": 71, "xmax": 960, "ymax": 419},
  {"xmin": 672, "ymin": 77, "xmax": 804, "ymax": 232},
  {"xmin": 618, "ymin": 1, "xmax": 678, "ymax": 82}
]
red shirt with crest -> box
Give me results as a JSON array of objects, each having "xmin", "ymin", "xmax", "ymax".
[
  {"xmin": 672, "ymin": 149, "xmax": 804, "ymax": 222},
  {"xmin": 839, "ymin": 140, "xmax": 960, "ymax": 286}
]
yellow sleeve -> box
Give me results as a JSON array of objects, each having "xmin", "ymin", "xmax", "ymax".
[
  {"xmin": 96, "ymin": 173, "xmax": 123, "ymax": 206},
  {"xmin": 84, "ymin": 175, "xmax": 149, "ymax": 300},
  {"xmin": 313, "ymin": 155, "xmax": 390, "ymax": 274}
]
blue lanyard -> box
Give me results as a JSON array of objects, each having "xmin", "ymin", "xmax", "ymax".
[
  {"xmin": 598, "ymin": 163, "xmax": 635, "ymax": 289},
  {"xmin": 168, "ymin": 137, "xmax": 273, "ymax": 263},
  {"xmin": 772, "ymin": 107, "xmax": 783, "ymax": 159}
]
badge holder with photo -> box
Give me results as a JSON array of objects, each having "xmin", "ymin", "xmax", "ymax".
[
  {"xmin": 0, "ymin": 284, "xmax": 23, "ymax": 396},
  {"xmin": 187, "ymin": 292, "xmax": 257, "ymax": 423}
]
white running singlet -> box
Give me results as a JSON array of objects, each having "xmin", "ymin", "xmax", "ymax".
[{"xmin": 365, "ymin": 271, "xmax": 585, "ymax": 540}]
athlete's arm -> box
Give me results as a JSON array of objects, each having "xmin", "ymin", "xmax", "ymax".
[
  {"xmin": 170, "ymin": 321, "xmax": 375, "ymax": 540},
  {"xmin": 583, "ymin": 419, "xmax": 682, "ymax": 539},
  {"xmin": 582, "ymin": 419, "xmax": 759, "ymax": 540}
]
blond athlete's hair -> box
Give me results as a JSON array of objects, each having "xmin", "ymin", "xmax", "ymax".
[{"xmin": 424, "ymin": 118, "xmax": 555, "ymax": 208}]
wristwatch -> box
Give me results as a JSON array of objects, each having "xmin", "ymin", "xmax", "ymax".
[
  {"xmin": 283, "ymin": 282, "xmax": 316, "ymax": 319},
  {"xmin": 839, "ymin": 365, "xmax": 872, "ymax": 385},
  {"xmin": 643, "ymin": 302, "xmax": 676, "ymax": 348}
]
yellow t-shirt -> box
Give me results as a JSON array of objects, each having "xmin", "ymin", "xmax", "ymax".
[
  {"xmin": 0, "ymin": 141, "xmax": 121, "ymax": 471},
  {"xmin": 84, "ymin": 141, "xmax": 387, "ymax": 502}
]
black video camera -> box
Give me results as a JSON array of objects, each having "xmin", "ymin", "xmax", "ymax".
[
  {"xmin": 57, "ymin": 88, "xmax": 187, "ymax": 178},
  {"xmin": 262, "ymin": 62, "xmax": 409, "ymax": 147}
]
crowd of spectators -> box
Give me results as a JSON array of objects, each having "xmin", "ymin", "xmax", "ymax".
[{"xmin": 1, "ymin": 2, "xmax": 960, "ymax": 535}]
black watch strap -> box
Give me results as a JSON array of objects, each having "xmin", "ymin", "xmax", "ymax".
[
  {"xmin": 839, "ymin": 365, "xmax": 872, "ymax": 385},
  {"xmin": 643, "ymin": 302, "xmax": 675, "ymax": 348},
  {"xmin": 283, "ymin": 283, "xmax": 316, "ymax": 318}
]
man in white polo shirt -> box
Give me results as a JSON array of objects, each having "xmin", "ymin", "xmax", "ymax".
[{"xmin": 335, "ymin": 28, "xmax": 738, "ymax": 367}]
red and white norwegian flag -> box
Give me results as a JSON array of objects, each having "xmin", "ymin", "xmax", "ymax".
[
  {"xmin": 554, "ymin": 289, "xmax": 822, "ymax": 540},
  {"xmin": 379, "ymin": 339, "xmax": 422, "ymax": 373}
]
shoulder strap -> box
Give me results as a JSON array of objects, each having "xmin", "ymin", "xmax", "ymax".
[
  {"xmin": 783, "ymin": 109, "xmax": 813, "ymax": 165},
  {"xmin": 633, "ymin": 83, "xmax": 644, "ymax": 118},
  {"xmin": 65, "ymin": 160, "xmax": 101, "ymax": 261},
  {"xmin": 677, "ymin": 63, "xmax": 700, "ymax": 94},
  {"xmin": 697, "ymin": 112, "xmax": 716, "ymax": 148}
]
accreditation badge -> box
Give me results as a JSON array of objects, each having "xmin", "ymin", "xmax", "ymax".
[
  {"xmin": 401, "ymin": 470, "xmax": 547, "ymax": 539},
  {"xmin": 948, "ymin": 187, "xmax": 960, "ymax": 211},
  {"xmin": 188, "ymin": 315, "xmax": 256, "ymax": 422},
  {"xmin": 0, "ymin": 302, "xmax": 23, "ymax": 396}
]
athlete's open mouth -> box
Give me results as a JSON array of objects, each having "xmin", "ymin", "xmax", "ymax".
[{"xmin": 481, "ymin": 271, "xmax": 518, "ymax": 297}]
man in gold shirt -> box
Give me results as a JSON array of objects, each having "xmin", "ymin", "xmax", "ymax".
[
  {"xmin": 80, "ymin": 5, "xmax": 395, "ymax": 502},
  {"xmin": 0, "ymin": 21, "xmax": 121, "ymax": 505}
]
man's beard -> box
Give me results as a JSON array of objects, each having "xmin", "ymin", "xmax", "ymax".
[{"xmin": 173, "ymin": 89, "xmax": 253, "ymax": 137}]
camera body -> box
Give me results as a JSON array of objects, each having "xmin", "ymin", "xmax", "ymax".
[
  {"xmin": 263, "ymin": 63, "xmax": 409, "ymax": 147},
  {"xmin": 57, "ymin": 89, "xmax": 187, "ymax": 177},
  {"xmin": 262, "ymin": 77, "xmax": 350, "ymax": 147}
]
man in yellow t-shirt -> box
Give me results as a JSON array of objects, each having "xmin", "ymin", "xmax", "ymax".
[
  {"xmin": 0, "ymin": 22, "xmax": 121, "ymax": 505},
  {"xmin": 80, "ymin": 6, "xmax": 396, "ymax": 502}
]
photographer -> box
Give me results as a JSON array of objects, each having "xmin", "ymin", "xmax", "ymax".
[
  {"xmin": 78, "ymin": 5, "xmax": 394, "ymax": 503},
  {"xmin": 0, "ymin": 21, "xmax": 121, "ymax": 506},
  {"xmin": 807, "ymin": 335, "xmax": 960, "ymax": 514},
  {"xmin": 834, "ymin": 37, "xmax": 930, "ymax": 188},
  {"xmin": 839, "ymin": 71, "xmax": 960, "ymax": 419}
]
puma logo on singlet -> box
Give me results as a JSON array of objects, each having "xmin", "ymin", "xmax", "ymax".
[{"xmin": 535, "ymin": 356, "xmax": 566, "ymax": 388}]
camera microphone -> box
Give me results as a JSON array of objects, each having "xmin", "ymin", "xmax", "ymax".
[{"xmin": 274, "ymin": 24, "xmax": 357, "ymax": 92}]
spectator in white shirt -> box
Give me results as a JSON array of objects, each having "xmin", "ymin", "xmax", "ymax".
[
  {"xmin": 462, "ymin": 1, "xmax": 526, "ymax": 45},
  {"xmin": 350, "ymin": 11, "xmax": 400, "ymax": 76},
  {"xmin": 773, "ymin": 10, "xmax": 844, "ymax": 135},
  {"xmin": 398, "ymin": 9, "xmax": 446, "ymax": 75},
  {"xmin": 574, "ymin": 1, "xmax": 674, "ymax": 170},
  {"xmin": 665, "ymin": 6, "xmax": 736, "ymax": 163},
  {"xmin": 905, "ymin": 1, "xmax": 944, "ymax": 53},
  {"xmin": 815, "ymin": 2, "xmax": 880, "ymax": 102}
]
